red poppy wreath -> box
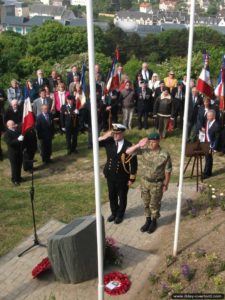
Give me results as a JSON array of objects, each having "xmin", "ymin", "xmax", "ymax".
[
  {"xmin": 104, "ymin": 272, "xmax": 131, "ymax": 295},
  {"xmin": 32, "ymin": 257, "xmax": 51, "ymax": 278}
]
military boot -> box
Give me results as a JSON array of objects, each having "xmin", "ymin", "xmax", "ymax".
[
  {"xmin": 140, "ymin": 217, "xmax": 151, "ymax": 232},
  {"xmin": 147, "ymin": 218, "xmax": 157, "ymax": 234}
]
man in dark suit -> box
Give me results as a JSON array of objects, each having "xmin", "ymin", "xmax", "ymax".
[
  {"xmin": 4, "ymin": 120, "xmax": 23, "ymax": 185},
  {"xmin": 202, "ymin": 110, "xmax": 220, "ymax": 179},
  {"xmin": 136, "ymin": 81, "xmax": 153, "ymax": 129},
  {"xmin": 196, "ymin": 96, "xmax": 220, "ymax": 135},
  {"xmin": 188, "ymin": 86, "xmax": 203, "ymax": 139},
  {"xmin": 154, "ymin": 80, "xmax": 166, "ymax": 101},
  {"xmin": 171, "ymin": 82, "xmax": 185, "ymax": 129},
  {"xmin": 138, "ymin": 62, "xmax": 153, "ymax": 84},
  {"xmin": 33, "ymin": 69, "xmax": 49, "ymax": 91},
  {"xmin": 67, "ymin": 65, "xmax": 81, "ymax": 87},
  {"xmin": 99, "ymin": 124, "xmax": 138, "ymax": 224},
  {"xmin": 60, "ymin": 96, "xmax": 79, "ymax": 155},
  {"xmin": 4, "ymin": 99, "xmax": 23, "ymax": 130},
  {"xmin": 36, "ymin": 105, "xmax": 54, "ymax": 164}
]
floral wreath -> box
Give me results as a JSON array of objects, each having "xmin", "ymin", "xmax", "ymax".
[
  {"xmin": 104, "ymin": 272, "xmax": 131, "ymax": 295},
  {"xmin": 32, "ymin": 257, "xmax": 51, "ymax": 278}
]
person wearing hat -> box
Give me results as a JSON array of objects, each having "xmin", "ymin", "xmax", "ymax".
[
  {"xmin": 148, "ymin": 73, "xmax": 160, "ymax": 97},
  {"xmin": 164, "ymin": 71, "xmax": 177, "ymax": 92},
  {"xmin": 126, "ymin": 132, "xmax": 172, "ymax": 233},
  {"xmin": 99, "ymin": 124, "xmax": 138, "ymax": 224}
]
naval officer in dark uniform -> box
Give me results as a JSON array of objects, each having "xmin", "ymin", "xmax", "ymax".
[{"xmin": 99, "ymin": 123, "xmax": 138, "ymax": 224}]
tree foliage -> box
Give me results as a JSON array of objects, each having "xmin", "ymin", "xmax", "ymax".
[{"xmin": 1, "ymin": 22, "xmax": 225, "ymax": 89}]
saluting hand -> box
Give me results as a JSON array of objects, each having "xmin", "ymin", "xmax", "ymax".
[{"xmin": 138, "ymin": 137, "xmax": 148, "ymax": 148}]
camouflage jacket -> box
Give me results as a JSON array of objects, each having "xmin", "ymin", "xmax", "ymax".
[{"xmin": 137, "ymin": 146, "xmax": 172, "ymax": 181}]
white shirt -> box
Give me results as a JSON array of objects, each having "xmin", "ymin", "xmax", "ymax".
[{"xmin": 116, "ymin": 139, "xmax": 124, "ymax": 153}]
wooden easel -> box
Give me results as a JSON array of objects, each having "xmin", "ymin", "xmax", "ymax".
[
  {"xmin": 182, "ymin": 141, "xmax": 209, "ymax": 192},
  {"xmin": 183, "ymin": 150, "xmax": 205, "ymax": 192}
]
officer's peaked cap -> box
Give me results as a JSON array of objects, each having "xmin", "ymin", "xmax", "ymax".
[{"xmin": 112, "ymin": 123, "xmax": 126, "ymax": 133}]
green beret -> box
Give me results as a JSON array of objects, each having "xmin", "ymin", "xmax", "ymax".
[{"xmin": 148, "ymin": 132, "xmax": 160, "ymax": 140}]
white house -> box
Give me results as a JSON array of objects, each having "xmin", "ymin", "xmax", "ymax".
[
  {"xmin": 159, "ymin": 0, "xmax": 177, "ymax": 11},
  {"xmin": 139, "ymin": 2, "xmax": 152, "ymax": 13},
  {"xmin": 70, "ymin": 0, "xmax": 86, "ymax": 6},
  {"xmin": 15, "ymin": 2, "xmax": 29, "ymax": 17}
]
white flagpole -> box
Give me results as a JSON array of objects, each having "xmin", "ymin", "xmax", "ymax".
[
  {"xmin": 173, "ymin": 0, "xmax": 196, "ymax": 257},
  {"xmin": 86, "ymin": 1, "xmax": 104, "ymax": 299}
]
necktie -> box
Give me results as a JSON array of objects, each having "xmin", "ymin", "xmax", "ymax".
[
  {"xmin": 45, "ymin": 113, "xmax": 49, "ymax": 123},
  {"xmin": 115, "ymin": 142, "xmax": 118, "ymax": 152},
  {"xmin": 145, "ymin": 71, "xmax": 147, "ymax": 80}
]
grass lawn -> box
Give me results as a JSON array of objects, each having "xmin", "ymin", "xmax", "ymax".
[{"xmin": 0, "ymin": 124, "xmax": 224, "ymax": 257}]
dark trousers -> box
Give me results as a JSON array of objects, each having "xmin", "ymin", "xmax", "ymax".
[
  {"xmin": 107, "ymin": 179, "xmax": 129, "ymax": 218},
  {"xmin": 10, "ymin": 153, "xmax": 22, "ymax": 182},
  {"xmin": 173, "ymin": 100, "xmax": 184, "ymax": 129},
  {"xmin": 204, "ymin": 151, "xmax": 213, "ymax": 177},
  {"xmin": 138, "ymin": 111, "xmax": 149, "ymax": 129},
  {"xmin": 40, "ymin": 138, "xmax": 52, "ymax": 162},
  {"xmin": 66, "ymin": 127, "xmax": 78, "ymax": 152}
]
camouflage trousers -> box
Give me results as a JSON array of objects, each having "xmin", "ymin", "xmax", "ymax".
[{"xmin": 141, "ymin": 179, "xmax": 163, "ymax": 219}]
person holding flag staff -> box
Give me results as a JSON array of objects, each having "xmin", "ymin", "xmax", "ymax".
[
  {"xmin": 99, "ymin": 123, "xmax": 137, "ymax": 224},
  {"xmin": 4, "ymin": 120, "xmax": 24, "ymax": 185},
  {"xmin": 126, "ymin": 132, "xmax": 172, "ymax": 234}
]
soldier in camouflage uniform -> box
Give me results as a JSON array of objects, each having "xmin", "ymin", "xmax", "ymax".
[{"xmin": 126, "ymin": 132, "xmax": 172, "ymax": 233}]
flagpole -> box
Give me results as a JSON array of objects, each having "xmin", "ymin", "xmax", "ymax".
[
  {"xmin": 173, "ymin": 0, "xmax": 196, "ymax": 257},
  {"xmin": 86, "ymin": 1, "xmax": 104, "ymax": 300}
]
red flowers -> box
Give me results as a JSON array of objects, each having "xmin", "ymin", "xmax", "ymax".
[
  {"xmin": 32, "ymin": 257, "xmax": 51, "ymax": 278},
  {"xmin": 104, "ymin": 272, "xmax": 131, "ymax": 295}
]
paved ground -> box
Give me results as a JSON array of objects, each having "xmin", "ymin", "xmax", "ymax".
[{"xmin": 0, "ymin": 183, "xmax": 197, "ymax": 300}]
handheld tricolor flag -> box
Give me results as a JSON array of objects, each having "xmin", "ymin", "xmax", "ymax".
[
  {"xmin": 196, "ymin": 52, "xmax": 212, "ymax": 99},
  {"xmin": 214, "ymin": 55, "xmax": 225, "ymax": 110},
  {"xmin": 105, "ymin": 48, "xmax": 120, "ymax": 94},
  {"xmin": 22, "ymin": 97, "xmax": 35, "ymax": 135}
]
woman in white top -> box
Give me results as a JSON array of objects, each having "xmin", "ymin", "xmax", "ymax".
[{"xmin": 148, "ymin": 73, "xmax": 160, "ymax": 97}]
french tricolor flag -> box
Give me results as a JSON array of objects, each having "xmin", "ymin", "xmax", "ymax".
[
  {"xmin": 215, "ymin": 55, "xmax": 225, "ymax": 110},
  {"xmin": 105, "ymin": 47, "xmax": 120, "ymax": 94},
  {"xmin": 22, "ymin": 97, "xmax": 35, "ymax": 135},
  {"xmin": 196, "ymin": 53, "xmax": 212, "ymax": 99}
]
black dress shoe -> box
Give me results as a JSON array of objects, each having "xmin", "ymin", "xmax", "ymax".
[
  {"xmin": 114, "ymin": 217, "xmax": 123, "ymax": 224},
  {"xmin": 107, "ymin": 215, "xmax": 115, "ymax": 222},
  {"xmin": 12, "ymin": 181, "xmax": 20, "ymax": 186},
  {"xmin": 73, "ymin": 149, "xmax": 78, "ymax": 154}
]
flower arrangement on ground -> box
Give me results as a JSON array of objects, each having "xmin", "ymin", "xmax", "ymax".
[
  {"xmin": 104, "ymin": 272, "xmax": 131, "ymax": 295},
  {"xmin": 32, "ymin": 257, "xmax": 51, "ymax": 278}
]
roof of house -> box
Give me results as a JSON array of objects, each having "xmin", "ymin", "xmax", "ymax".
[
  {"xmin": 161, "ymin": 23, "xmax": 187, "ymax": 30},
  {"xmin": 29, "ymin": 4, "xmax": 65, "ymax": 16},
  {"xmin": 1, "ymin": 15, "xmax": 28, "ymax": 26},
  {"xmin": 25, "ymin": 16, "xmax": 54, "ymax": 26}
]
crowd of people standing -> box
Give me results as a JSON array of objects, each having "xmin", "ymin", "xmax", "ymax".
[{"xmin": 0, "ymin": 61, "xmax": 225, "ymax": 185}]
